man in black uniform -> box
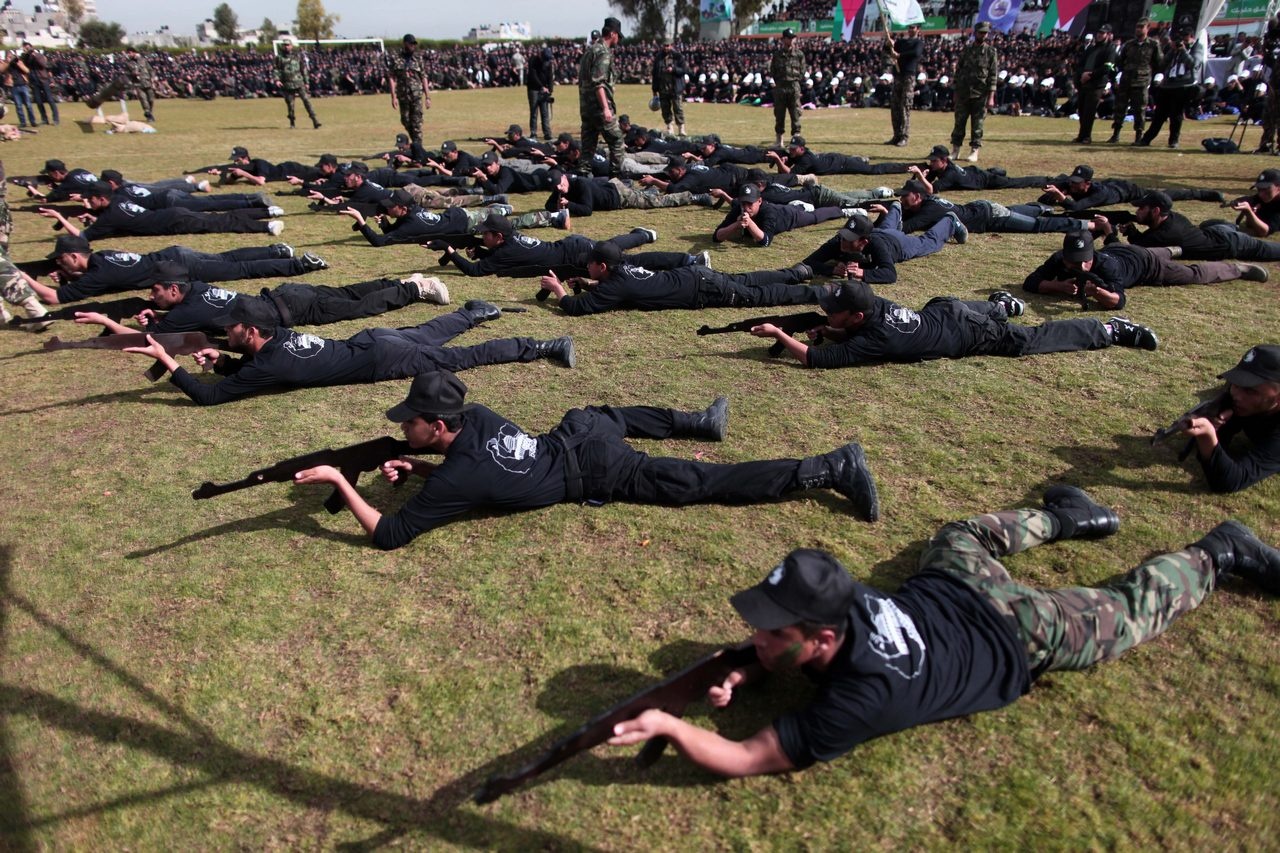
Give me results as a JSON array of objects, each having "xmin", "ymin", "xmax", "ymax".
[
  {"xmin": 16, "ymin": 159, "xmax": 99, "ymax": 201},
  {"xmin": 27, "ymin": 234, "xmax": 324, "ymax": 304},
  {"xmin": 747, "ymin": 279, "xmax": 1160, "ymax": 368},
  {"xmin": 1038, "ymin": 164, "xmax": 1223, "ymax": 212},
  {"xmin": 1179, "ymin": 345, "xmax": 1280, "ymax": 494},
  {"xmin": 1226, "ymin": 169, "xmax": 1280, "ymax": 237},
  {"xmin": 122, "ymin": 298, "xmax": 575, "ymax": 406},
  {"xmin": 801, "ymin": 212, "xmax": 958, "ymax": 285},
  {"xmin": 541, "ymin": 168, "xmax": 711, "ymax": 219},
  {"xmin": 1093, "ymin": 191, "xmax": 1280, "ymax": 261},
  {"xmin": 692, "ymin": 134, "xmax": 772, "ymax": 167},
  {"xmin": 641, "ymin": 159, "xmax": 746, "ymax": 196},
  {"xmin": 99, "ymin": 169, "xmax": 278, "ymax": 214},
  {"xmin": 538, "ymin": 241, "xmax": 816, "ymax": 314},
  {"xmin": 713, "ymin": 183, "xmax": 845, "ymax": 248},
  {"xmin": 768, "ymin": 136, "xmax": 911, "ymax": 177},
  {"xmin": 39, "ymin": 182, "xmax": 281, "ymax": 241},
  {"xmin": 292, "ymin": 370, "xmax": 881, "ymax": 550},
  {"xmin": 1073, "ymin": 24, "xmax": 1118, "ymax": 144},
  {"xmin": 910, "ymin": 145, "xmax": 1051, "ymax": 193},
  {"xmin": 605, "ymin": 511, "xmax": 1280, "ymax": 777},
  {"xmin": 471, "ymin": 151, "xmax": 548, "ymax": 196},
  {"xmin": 896, "ymin": 179, "xmax": 1091, "ymax": 235},
  {"xmin": 1022, "ymin": 231, "xmax": 1267, "ymax": 310},
  {"xmin": 74, "ymin": 268, "xmax": 450, "ymax": 335},
  {"xmin": 439, "ymin": 213, "xmax": 693, "ymax": 278},
  {"xmin": 885, "ymin": 22, "xmax": 923, "ymax": 147},
  {"xmin": 215, "ymin": 147, "xmax": 324, "ymax": 186},
  {"xmin": 341, "ymin": 190, "xmax": 561, "ymax": 247}
]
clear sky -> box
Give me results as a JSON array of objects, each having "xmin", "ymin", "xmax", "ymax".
[{"xmin": 100, "ymin": 0, "xmax": 620, "ymax": 40}]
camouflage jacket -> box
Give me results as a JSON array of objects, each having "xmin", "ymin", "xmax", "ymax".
[
  {"xmin": 953, "ymin": 42, "xmax": 998, "ymax": 99},
  {"xmin": 388, "ymin": 50, "xmax": 429, "ymax": 97},
  {"xmin": 274, "ymin": 51, "xmax": 308, "ymax": 89},
  {"xmin": 121, "ymin": 54, "xmax": 154, "ymax": 87},
  {"xmin": 770, "ymin": 44, "xmax": 806, "ymax": 87},
  {"xmin": 578, "ymin": 42, "xmax": 615, "ymax": 112},
  {"xmin": 1117, "ymin": 37, "xmax": 1163, "ymax": 86}
]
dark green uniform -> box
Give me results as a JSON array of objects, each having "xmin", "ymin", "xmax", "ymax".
[
  {"xmin": 1110, "ymin": 36, "xmax": 1162, "ymax": 141},
  {"xmin": 950, "ymin": 39, "xmax": 999, "ymax": 151},
  {"xmin": 274, "ymin": 48, "xmax": 320, "ymax": 129},
  {"xmin": 388, "ymin": 49, "xmax": 431, "ymax": 144},
  {"xmin": 121, "ymin": 52, "xmax": 156, "ymax": 121},
  {"xmin": 770, "ymin": 41, "xmax": 806, "ymax": 138},
  {"xmin": 578, "ymin": 41, "xmax": 625, "ymax": 176}
]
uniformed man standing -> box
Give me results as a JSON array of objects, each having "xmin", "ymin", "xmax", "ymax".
[
  {"xmin": 274, "ymin": 41, "xmax": 321, "ymax": 130},
  {"xmin": 652, "ymin": 42, "xmax": 689, "ymax": 136},
  {"xmin": 578, "ymin": 16, "xmax": 626, "ymax": 178},
  {"xmin": 949, "ymin": 21, "xmax": 999, "ymax": 163},
  {"xmin": 388, "ymin": 34, "xmax": 432, "ymax": 145},
  {"xmin": 770, "ymin": 28, "xmax": 805, "ymax": 147},
  {"xmin": 885, "ymin": 22, "xmax": 923, "ymax": 147},
  {"xmin": 120, "ymin": 46, "xmax": 157, "ymax": 123},
  {"xmin": 1073, "ymin": 24, "xmax": 1117, "ymax": 144},
  {"xmin": 1108, "ymin": 17, "xmax": 1162, "ymax": 144}
]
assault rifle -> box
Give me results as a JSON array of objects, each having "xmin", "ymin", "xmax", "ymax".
[
  {"xmin": 1151, "ymin": 386, "xmax": 1233, "ymax": 460},
  {"xmin": 697, "ymin": 311, "xmax": 827, "ymax": 356},
  {"xmin": 473, "ymin": 643, "xmax": 759, "ymax": 804},
  {"xmin": 1073, "ymin": 269, "xmax": 1109, "ymax": 310},
  {"xmin": 191, "ymin": 435, "xmax": 414, "ymax": 513},
  {"xmin": 8, "ymin": 296, "xmax": 154, "ymax": 326},
  {"xmin": 43, "ymin": 331, "xmax": 223, "ymax": 381}
]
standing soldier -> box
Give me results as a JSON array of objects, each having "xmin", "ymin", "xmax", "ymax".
[
  {"xmin": 885, "ymin": 22, "xmax": 923, "ymax": 147},
  {"xmin": 578, "ymin": 16, "xmax": 626, "ymax": 178},
  {"xmin": 1108, "ymin": 18, "xmax": 1161, "ymax": 144},
  {"xmin": 1252, "ymin": 16, "xmax": 1280, "ymax": 153},
  {"xmin": 949, "ymin": 21, "xmax": 999, "ymax": 163},
  {"xmin": 0, "ymin": 161, "xmax": 49, "ymax": 330},
  {"xmin": 652, "ymin": 42, "xmax": 689, "ymax": 137},
  {"xmin": 121, "ymin": 45, "xmax": 157, "ymax": 123},
  {"xmin": 770, "ymin": 27, "xmax": 805, "ymax": 147},
  {"xmin": 388, "ymin": 34, "xmax": 432, "ymax": 145},
  {"xmin": 274, "ymin": 41, "xmax": 321, "ymax": 130},
  {"xmin": 1073, "ymin": 24, "xmax": 1118, "ymax": 144}
]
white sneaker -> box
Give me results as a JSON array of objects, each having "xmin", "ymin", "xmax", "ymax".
[
  {"xmin": 966, "ymin": 148, "xmax": 980, "ymax": 163},
  {"xmin": 268, "ymin": 220, "xmax": 284, "ymax": 236},
  {"xmin": 950, "ymin": 145, "xmax": 961, "ymax": 159},
  {"xmin": 633, "ymin": 227, "xmax": 658, "ymax": 243},
  {"xmin": 841, "ymin": 207, "xmax": 867, "ymax": 219},
  {"xmin": 405, "ymin": 273, "xmax": 450, "ymax": 305},
  {"xmin": 197, "ymin": 180, "xmax": 211, "ymax": 192},
  {"xmin": 788, "ymin": 200, "xmax": 815, "ymax": 212},
  {"xmin": 267, "ymin": 205, "xmax": 285, "ymax": 217},
  {"xmin": 694, "ymin": 250, "xmax": 712, "ymax": 268},
  {"xmin": 872, "ymin": 186, "xmax": 894, "ymax": 199}
]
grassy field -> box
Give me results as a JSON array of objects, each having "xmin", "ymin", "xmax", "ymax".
[{"xmin": 1, "ymin": 86, "xmax": 1277, "ymax": 850}]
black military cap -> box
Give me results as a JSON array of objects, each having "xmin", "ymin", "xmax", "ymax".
[
  {"xmin": 587, "ymin": 241, "xmax": 622, "ymax": 266},
  {"xmin": 441, "ymin": 140, "xmax": 458, "ymax": 153},
  {"xmin": 47, "ymin": 233, "xmax": 91, "ymax": 258},
  {"xmin": 507, "ymin": 123, "xmax": 522, "ymax": 135},
  {"xmin": 100, "ymin": 169, "xmax": 124, "ymax": 184},
  {"xmin": 900, "ymin": 179, "xmax": 931, "ymax": 196},
  {"xmin": 789, "ymin": 134, "xmax": 806, "ymax": 148},
  {"xmin": 781, "ymin": 27, "xmax": 796, "ymax": 38},
  {"xmin": 480, "ymin": 151, "xmax": 500, "ymax": 166},
  {"xmin": 544, "ymin": 168, "xmax": 566, "ymax": 188},
  {"xmin": 1062, "ymin": 231, "xmax": 1094, "ymax": 263},
  {"xmin": 1254, "ymin": 168, "xmax": 1280, "ymax": 189},
  {"xmin": 317, "ymin": 153, "xmax": 338, "ymax": 167},
  {"xmin": 83, "ymin": 181, "xmax": 113, "ymax": 199},
  {"xmin": 339, "ymin": 161, "xmax": 367, "ymax": 176},
  {"xmin": 402, "ymin": 33, "xmax": 418, "ymax": 45},
  {"xmin": 42, "ymin": 159, "xmax": 67, "ymax": 174},
  {"xmin": 378, "ymin": 189, "xmax": 415, "ymax": 210},
  {"xmin": 704, "ymin": 132, "xmax": 721, "ymax": 145},
  {"xmin": 730, "ymin": 549, "xmax": 857, "ymax": 630},
  {"xmin": 556, "ymin": 132, "xmax": 575, "ymax": 144},
  {"xmin": 395, "ymin": 133, "xmax": 409, "ymax": 145},
  {"xmin": 1068, "ymin": 164, "xmax": 1094, "ymax": 183},
  {"xmin": 212, "ymin": 297, "xmax": 279, "ymax": 332},
  {"xmin": 230, "ymin": 146, "xmax": 249, "ymax": 158},
  {"xmin": 1134, "ymin": 190, "xmax": 1172, "ymax": 211},
  {"xmin": 839, "ymin": 214, "xmax": 874, "ymax": 240},
  {"xmin": 1098, "ymin": 24, "xmax": 1113, "ymax": 33},
  {"xmin": 818, "ymin": 280, "xmax": 875, "ymax": 314},
  {"xmin": 737, "ymin": 183, "xmax": 761, "ymax": 203},
  {"xmin": 1219, "ymin": 345, "xmax": 1280, "ymax": 388},
  {"xmin": 602, "ymin": 16, "xmax": 623, "ymax": 35},
  {"xmin": 666, "ymin": 156, "xmax": 688, "ymax": 173},
  {"xmin": 591, "ymin": 29, "xmax": 601, "ymax": 40},
  {"xmin": 386, "ymin": 370, "xmax": 473, "ymax": 423},
  {"xmin": 149, "ymin": 260, "xmax": 191, "ymax": 284},
  {"xmin": 927, "ymin": 144, "xmax": 951, "ymax": 160},
  {"xmin": 975, "ymin": 21, "xmax": 992, "ymax": 32},
  {"xmin": 478, "ymin": 212, "xmax": 513, "ymax": 237},
  {"xmin": 618, "ymin": 114, "xmax": 630, "ymax": 125}
]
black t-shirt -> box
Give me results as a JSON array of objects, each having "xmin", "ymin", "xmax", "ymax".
[
  {"xmin": 667, "ymin": 163, "xmax": 744, "ymax": 194},
  {"xmin": 774, "ymin": 571, "xmax": 1030, "ymax": 768},
  {"xmin": 786, "ymin": 151, "xmax": 869, "ymax": 175},
  {"xmin": 806, "ymin": 297, "xmax": 988, "ymax": 368},
  {"xmin": 1125, "ymin": 211, "xmax": 1228, "ymax": 260},
  {"xmin": 149, "ymin": 282, "xmax": 244, "ymax": 332},
  {"xmin": 1199, "ymin": 411, "xmax": 1280, "ymax": 493},
  {"xmin": 1022, "ymin": 244, "xmax": 1156, "ymax": 308},
  {"xmin": 714, "ymin": 199, "xmax": 808, "ymax": 247},
  {"xmin": 449, "ymin": 233, "xmax": 592, "ymax": 277},
  {"xmin": 55, "ymin": 249, "xmax": 170, "ymax": 302},
  {"xmin": 558, "ymin": 264, "xmax": 702, "ymax": 315},
  {"xmin": 476, "ymin": 165, "xmax": 547, "ymax": 196},
  {"xmin": 543, "ymin": 175, "xmax": 621, "ymax": 217},
  {"xmin": 360, "ymin": 206, "xmax": 472, "ymax": 247},
  {"xmin": 79, "ymin": 201, "xmax": 210, "ymax": 241},
  {"xmin": 1041, "ymin": 178, "xmax": 1143, "ymax": 212},
  {"xmin": 44, "ymin": 168, "xmax": 100, "ymax": 202},
  {"xmin": 373, "ymin": 404, "xmax": 568, "ymax": 549}
]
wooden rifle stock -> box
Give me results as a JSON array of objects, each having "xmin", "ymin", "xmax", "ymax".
[
  {"xmin": 191, "ymin": 436, "xmax": 414, "ymax": 514},
  {"xmin": 696, "ymin": 310, "xmax": 826, "ymax": 356},
  {"xmin": 473, "ymin": 643, "xmax": 758, "ymax": 804},
  {"xmin": 43, "ymin": 331, "xmax": 224, "ymax": 381}
]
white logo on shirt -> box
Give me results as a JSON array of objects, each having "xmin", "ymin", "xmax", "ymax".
[
  {"xmin": 864, "ymin": 594, "xmax": 925, "ymax": 680},
  {"xmin": 514, "ymin": 234, "xmax": 541, "ymax": 248},
  {"xmin": 119, "ymin": 202, "xmax": 147, "ymax": 216},
  {"xmin": 413, "ymin": 210, "xmax": 441, "ymax": 225},
  {"xmin": 486, "ymin": 423, "xmax": 538, "ymax": 473},
  {"xmin": 885, "ymin": 306, "xmax": 921, "ymax": 334},
  {"xmin": 201, "ymin": 287, "xmax": 236, "ymax": 308},
  {"xmin": 282, "ymin": 332, "xmax": 325, "ymax": 358},
  {"xmin": 125, "ymin": 186, "xmax": 152, "ymax": 198},
  {"xmin": 102, "ymin": 251, "xmax": 142, "ymax": 266}
]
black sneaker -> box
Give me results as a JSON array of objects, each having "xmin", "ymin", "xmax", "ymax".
[
  {"xmin": 1108, "ymin": 317, "xmax": 1159, "ymax": 351},
  {"xmin": 788, "ymin": 262, "xmax": 814, "ymax": 281},
  {"xmin": 945, "ymin": 211, "xmax": 968, "ymax": 244},
  {"xmin": 299, "ymin": 252, "xmax": 327, "ymax": 271},
  {"xmin": 1043, "ymin": 485, "xmax": 1119, "ymax": 540},
  {"xmin": 1235, "ymin": 263, "xmax": 1269, "ymax": 282},
  {"xmin": 270, "ymin": 242, "xmax": 295, "ymax": 258},
  {"xmin": 1192, "ymin": 521, "xmax": 1280, "ymax": 593},
  {"xmin": 988, "ymin": 290, "xmax": 1025, "ymax": 318}
]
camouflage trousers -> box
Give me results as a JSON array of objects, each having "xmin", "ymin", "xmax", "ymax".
[
  {"xmin": 0, "ymin": 198, "xmax": 11, "ymax": 253},
  {"xmin": 658, "ymin": 91, "xmax": 684, "ymax": 127},
  {"xmin": 773, "ymin": 83, "xmax": 802, "ymax": 136},
  {"xmin": 457, "ymin": 208, "xmax": 558, "ymax": 231},
  {"xmin": 951, "ymin": 94, "xmax": 989, "ymax": 149},
  {"xmin": 890, "ymin": 76, "xmax": 916, "ymax": 142},
  {"xmin": 282, "ymin": 88, "xmax": 318, "ymax": 125},
  {"xmin": 131, "ymin": 85, "xmax": 155, "ymax": 119},
  {"xmin": 399, "ymin": 95, "xmax": 424, "ymax": 144},
  {"xmin": 0, "ymin": 253, "xmax": 35, "ymax": 306},
  {"xmin": 580, "ymin": 109, "xmax": 626, "ymax": 176},
  {"xmin": 403, "ymin": 186, "xmax": 496, "ymax": 209},
  {"xmin": 921, "ymin": 509, "xmax": 1215, "ymax": 678},
  {"xmin": 1111, "ymin": 84, "xmax": 1150, "ymax": 138},
  {"xmin": 1257, "ymin": 80, "xmax": 1280, "ymax": 149},
  {"xmin": 610, "ymin": 179, "xmax": 700, "ymax": 209}
]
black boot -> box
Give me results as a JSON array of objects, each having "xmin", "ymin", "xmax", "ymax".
[
  {"xmin": 533, "ymin": 336, "xmax": 576, "ymax": 367},
  {"xmin": 1192, "ymin": 521, "xmax": 1280, "ymax": 593},
  {"xmin": 1197, "ymin": 189, "xmax": 1225, "ymax": 203},
  {"xmin": 672, "ymin": 396, "xmax": 728, "ymax": 440},
  {"xmin": 1043, "ymin": 485, "xmax": 1119, "ymax": 540},
  {"xmin": 787, "ymin": 262, "xmax": 814, "ymax": 281},
  {"xmin": 463, "ymin": 299, "xmax": 501, "ymax": 324},
  {"xmin": 799, "ymin": 442, "xmax": 879, "ymax": 522}
]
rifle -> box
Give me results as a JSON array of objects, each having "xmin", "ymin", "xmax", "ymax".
[
  {"xmin": 473, "ymin": 642, "xmax": 759, "ymax": 804},
  {"xmin": 32, "ymin": 203, "xmax": 92, "ymax": 231},
  {"xmin": 8, "ymin": 296, "xmax": 154, "ymax": 326},
  {"xmin": 1073, "ymin": 269, "xmax": 1108, "ymax": 310},
  {"xmin": 1151, "ymin": 386, "xmax": 1232, "ymax": 460},
  {"xmin": 534, "ymin": 277, "xmax": 585, "ymax": 302},
  {"xmin": 697, "ymin": 310, "xmax": 827, "ymax": 356},
  {"xmin": 192, "ymin": 435, "xmax": 414, "ymax": 514},
  {"xmin": 43, "ymin": 331, "xmax": 224, "ymax": 382}
]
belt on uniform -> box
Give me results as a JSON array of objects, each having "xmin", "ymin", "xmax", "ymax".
[
  {"xmin": 262, "ymin": 288, "xmax": 293, "ymax": 326},
  {"xmin": 549, "ymin": 432, "xmax": 585, "ymax": 503}
]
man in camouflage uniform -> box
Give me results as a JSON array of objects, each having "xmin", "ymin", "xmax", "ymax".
[
  {"xmin": 387, "ymin": 34, "xmax": 432, "ymax": 145},
  {"xmin": 1252, "ymin": 16, "xmax": 1280, "ymax": 153},
  {"xmin": 885, "ymin": 22, "xmax": 923, "ymax": 147},
  {"xmin": 949, "ymin": 21, "xmax": 999, "ymax": 163},
  {"xmin": 1108, "ymin": 17, "xmax": 1162, "ymax": 144},
  {"xmin": 120, "ymin": 46, "xmax": 156, "ymax": 123},
  {"xmin": 0, "ymin": 161, "xmax": 49, "ymax": 330},
  {"xmin": 274, "ymin": 42, "xmax": 321, "ymax": 130},
  {"xmin": 606, "ymin": 487, "xmax": 1280, "ymax": 776},
  {"xmin": 769, "ymin": 27, "xmax": 805, "ymax": 147},
  {"xmin": 578, "ymin": 16, "xmax": 626, "ymax": 178}
]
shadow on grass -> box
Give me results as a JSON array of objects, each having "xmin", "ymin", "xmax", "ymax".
[
  {"xmin": 0, "ymin": 383, "xmax": 193, "ymax": 416},
  {"xmin": 124, "ymin": 504, "xmax": 366, "ymax": 558},
  {"xmin": 0, "ymin": 547, "xmax": 597, "ymax": 851},
  {"xmin": 1027, "ymin": 432, "xmax": 1194, "ymax": 497}
]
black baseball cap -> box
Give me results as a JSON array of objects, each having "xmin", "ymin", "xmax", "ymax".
[
  {"xmin": 1098, "ymin": 23, "xmax": 1113, "ymax": 33},
  {"xmin": 386, "ymin": 370, "xmax": 473, "ymax": 422},
  {"xmin": 41, "ymin": 158, "xmax": 66, "ymax": 174},
  {"xmin": 1068, "ymin": 164, "xmax": 1094, "ymax": 184},
  {"xmin": 47, "ymin": 233, "xmax": 90, "ymax": 258},
  {"xmin": 317, "ymin": 153, "xmax": 338, "ymax": 167},
  {"xmin": 544, "ymin": 167, "xmax": 566, "ymax": 188},
  {"xmin": 83, "ymin": 181, "xmax": 113, "ymax": 199},
  {"xmin": 587, "ymin": 241, "xmax": 623, "ymax": 266},
  {"xmin": 738, "ymin": 183, "xmax": 761, "ymax": 203},
  {"xmin": 838, "ymin": 214, "xmax": 874, "ymax": 241},
  {"xmin": 789, "ymin": 134, "xmax": 806, "ymax": 148},
  {"xmin": 704, "ymin": 132, "xmax": 721, "ymax": 145},
  {"xmin": 900, "ymin": 179, "xmax": 930, "ymax": 196},
  {"xmin": 395, "ymin": 133, "xmax": 409, "ymax": 145},
  {"xmin": 378, "ymin": 189, "xmax": 415, "ymax": 210},
  {"xmin": 781, "ymin": 27, "xmax": 796, "ymax": 38},
  {"xmin": 230, "ymin": 146, "xmax": 249, "ymax": 158},
  {"xmin": 481, "ymin": 151, "xmax": 500, "ymax": 166},
  {"xmin": 1062, "ymin": 231, "xmax": 1094, "ymax": 263},
  {"xmin": 1134, "ymin": 190, "xmax": 1172, "ymax": 211},
  {"xmin": 507, "ymin": 123, "xmax": 522, "ymax": 135},
  {"xmin": 729, "ymin": 549, "xmax": 857, "ymax": 630},
  {"xmin": 212, "ymin": 297, "xmax": 278, "ymax": 332},
  {"xmin": 819, "ymin": 280, "xmax": 875, "ymax": 314},
  {"xmin": 1219, "ymin": 345, "xmax": 1280, "ymax": 387},
  {"xmin": 927, "ymin": 144, "xmax": 950, "ymax": 160},
  {"xmin": 402, "ymin": 33, "xmax": 418, "ymax": 44},
  {"xmin": 441, "ymin": 140, "xmax": 458, "ymax": 153},
  {"xmin": 1254, "ymin": 169, "xmax": 1280, "ymax": 189},
  {"xmin": 478, "ymin": 211, "xmax": 513, "ymax": 237}
]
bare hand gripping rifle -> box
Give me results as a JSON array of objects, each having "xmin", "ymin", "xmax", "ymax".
[
  {"xmin": 1151, "ymin": 386, "xmax": 1232, "ymax": 460},
  {"xmin": 473, "ymin": 642, "xmax": 759, "ymax": 804},
  {"xmin": 43, "ymin": 331, "xmax": 225, "ymax": 381},
  {"xmin": 192, "ymin": 436, "xmax": 414, "ymax": 514},
  {"xmin": 697, "ymin": 310, "xmax": 827, "ymax": 356}
]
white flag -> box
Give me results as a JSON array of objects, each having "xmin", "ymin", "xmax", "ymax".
[{"xmin": 880, "ymin": 0, "xmax": 926, "ymax": 25}]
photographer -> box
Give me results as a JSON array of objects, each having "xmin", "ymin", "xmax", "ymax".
[
  {"xmin": 20, "ymin": 43, "xmax": 57, "ymax": 126},
  {"xmin": 526, "ymin": 46, "xmax": 555, "ymax": 142}
]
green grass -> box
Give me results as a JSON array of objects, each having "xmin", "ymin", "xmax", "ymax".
[{"xmin": 1, "ymin": 87, "xmax": 1277, "ymax": 849}]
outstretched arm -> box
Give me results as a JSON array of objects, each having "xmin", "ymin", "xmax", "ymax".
[{"xmin": 608, "ymin": 714, "xmax": 793, "ymax": 778}]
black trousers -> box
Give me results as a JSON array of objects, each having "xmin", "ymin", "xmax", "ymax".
[
  {"xmin": 702, "ymin": 268, "xmax": 819, "ymax": 308},
  {"xmin": 165, "ymin": 246, "xmax": 300, "ymax": 281},
  {"xmin": 366, "ymin": 309, "xmax": 540, "ymax": 379},
  {"xmin": 957, "ymin": 300, "xmax": 1111, "ymax": 356},
  {"xmin": 274, "ymin": 279, "xmax": 417, "ymax": 325},
  {"xmin": 1141, "ymin": 87, "xmax": 1197, "ymax": 145}
]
